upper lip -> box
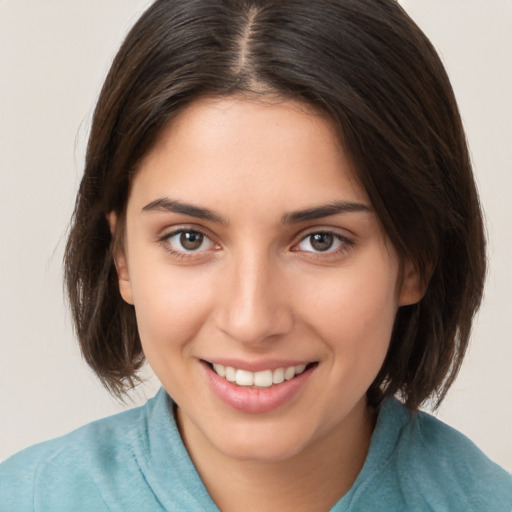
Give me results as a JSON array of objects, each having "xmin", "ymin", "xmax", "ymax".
[{"xmin": 201, "ymin": 358, "xmax": 316, "ymax": 372}]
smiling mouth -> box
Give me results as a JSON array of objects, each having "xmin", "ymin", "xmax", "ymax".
[{"xmin": 204, "ymin": 361, "xmax": 318, "ymax": 388}]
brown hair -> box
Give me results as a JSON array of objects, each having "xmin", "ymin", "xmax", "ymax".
[{"xmin": 64, "ymin": 0, "xmax": 486, "ymax": 409}]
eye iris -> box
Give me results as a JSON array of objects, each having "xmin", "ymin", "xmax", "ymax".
[
  {"xmin": 310, "ymin": 233, "xmax": 333, "ymax": 251},
  {"xmin": 180, "ymin": 231, "xmax": 203, "ymax": 250}
]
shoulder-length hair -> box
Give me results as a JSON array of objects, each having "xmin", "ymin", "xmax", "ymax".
[{"xmin": 64, "ymin": 0, "xmax": 486, "ymax": 409}]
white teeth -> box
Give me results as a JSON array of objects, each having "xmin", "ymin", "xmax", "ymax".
[
  {"xmin": 235, "ymin": 369, "xmax": 254, "ymax": 386},
  {"xmin": 225, "ymin": 366, "xmax": 236, "ymax": 382},
  {"xmin": 213, "ymin": 363, "xmax": 226, "ymax": 377},
  {"xmin": 211, "ymin": 363, "xmax": 310, "ymax": 387},
  {"xmin": 272, "ymin": 367, "xmax": 285, "ymax": 384},
  {"xmin": 254, "ymin": 370, "xmax": 273, "ymax": 387},
  {"xmin": 284, "ymin": 366, "xmax": 295, "ymax": 380},
  {"xmin": 295, "ymin": 364, "xmax": 307, "ymax": 375}
]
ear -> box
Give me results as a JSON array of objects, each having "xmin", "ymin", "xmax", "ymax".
[
  {"xmin": 398, "ymin": 260, "xmax": 425, "ymax": 306},
  {"xmin": 107, "ymin": 212, "xmax": 134, "ymax": 305}
]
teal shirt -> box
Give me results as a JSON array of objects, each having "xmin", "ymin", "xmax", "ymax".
[{"xmin": 1, "ymin": 388, "xmax": 511, "ymax": 511}]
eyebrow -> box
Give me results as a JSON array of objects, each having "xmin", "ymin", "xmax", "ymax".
[
  {"xmin": 142, "ymin": 198, "xmax": 228, "ymax": 225},
  {"xmin": 281, "ymin": 201, "xmax": 372, "ymax": 224},
  {"xmin": 142, "ymin": 197, "xmax": 372, "ymax": 225}
]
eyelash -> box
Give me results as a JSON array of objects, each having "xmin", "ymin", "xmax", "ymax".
[
  {"xmin": 292, "ymin": 230, "xmax": 354, "ymax": 258},
  {"xmin": 158, "ymin": 228, "xmax": 218, "ymax": 259},
  {"xmin": 158, "ymin": 227, "xmax": 354, "ymax": 260}
]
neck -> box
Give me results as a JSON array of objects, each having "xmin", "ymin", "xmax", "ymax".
[{"xmin": 177, "ymin": 399, "xmax": 376, "ymax": 512}]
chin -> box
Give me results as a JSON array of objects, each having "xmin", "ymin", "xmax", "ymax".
[
  {"xmin": 219, "ymin": 435, "xmax": 309, "ymax": 463},
  {"xmin": 207, "ymin": 417, "xmax": 320, "ymax": 463}
]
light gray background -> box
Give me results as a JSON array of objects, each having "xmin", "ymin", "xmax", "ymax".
[{"xmin": 1, "ymin": 1, "xmax": 511, "ymax": 469}]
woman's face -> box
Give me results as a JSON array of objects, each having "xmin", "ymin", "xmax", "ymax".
[{"xmin": 113, "ymin": 96, "xmax": 421, "ymax": 462}]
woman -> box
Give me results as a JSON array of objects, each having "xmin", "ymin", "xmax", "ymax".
[{"xmin": 1, "ymin": 1, "xmax": 511, "ymax": 510}]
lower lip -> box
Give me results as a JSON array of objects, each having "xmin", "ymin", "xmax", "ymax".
[{"xmin": 202, "ymin": 362, "xmax": 315, "ymax": 414}]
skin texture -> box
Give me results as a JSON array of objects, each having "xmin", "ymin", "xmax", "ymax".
[{"xmin": 111, "ymin": 96, "xmax": 422, "ymax": 511}]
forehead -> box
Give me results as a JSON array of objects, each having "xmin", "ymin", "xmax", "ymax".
[{"xmin": 128, "ymin": 96, "xmax": 370, "ymax": 215}]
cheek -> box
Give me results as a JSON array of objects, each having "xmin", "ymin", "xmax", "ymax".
[
  {"xmin": 304, "ymin": 255, "xmax": 399, "ymax": 361},
  {"xmin": 129, "ymin": 262, "xmax": 214, "ymax": 351}
]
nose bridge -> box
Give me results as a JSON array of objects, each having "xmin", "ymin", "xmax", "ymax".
[{"xmin": 216, "ymin": 246, "xmax": 293, "ymax": 344}]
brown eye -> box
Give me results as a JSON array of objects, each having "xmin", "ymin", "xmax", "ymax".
[
  {"xmin": 163, "ymin": 229, "xmax": 215, "ymax": 254},
  {"xmin": 309, "ymin": 233, "xmax": 334, "ymax": 251},
  {"xmin": 295, "ymin": 231, "xmax": 350, "ymax": 255},
  {"xmin": 180, "ymin": 231, "xmax": 204, "ymax": 250}
]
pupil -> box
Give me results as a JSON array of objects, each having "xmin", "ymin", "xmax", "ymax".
[
  {"xmin": 180, "ymin": 231, "xmax": 203, "ymax": 250},
  {"xmin": 311, "ymin": 233, "xmax": 333, "ymax": 251}
]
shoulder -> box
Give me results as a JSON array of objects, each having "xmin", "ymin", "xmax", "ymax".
[
  {"xmin": 0, "ymin": 397, "xmax": 151, "ymax": 512},
  {"xmin": 389, "ymin": 399, "xmax": 512, "ymax": 511}
]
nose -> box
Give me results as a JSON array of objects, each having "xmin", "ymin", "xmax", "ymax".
[{"xmin": 214, "ymin": 251, "xmax": 294, "ymax": 345}]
